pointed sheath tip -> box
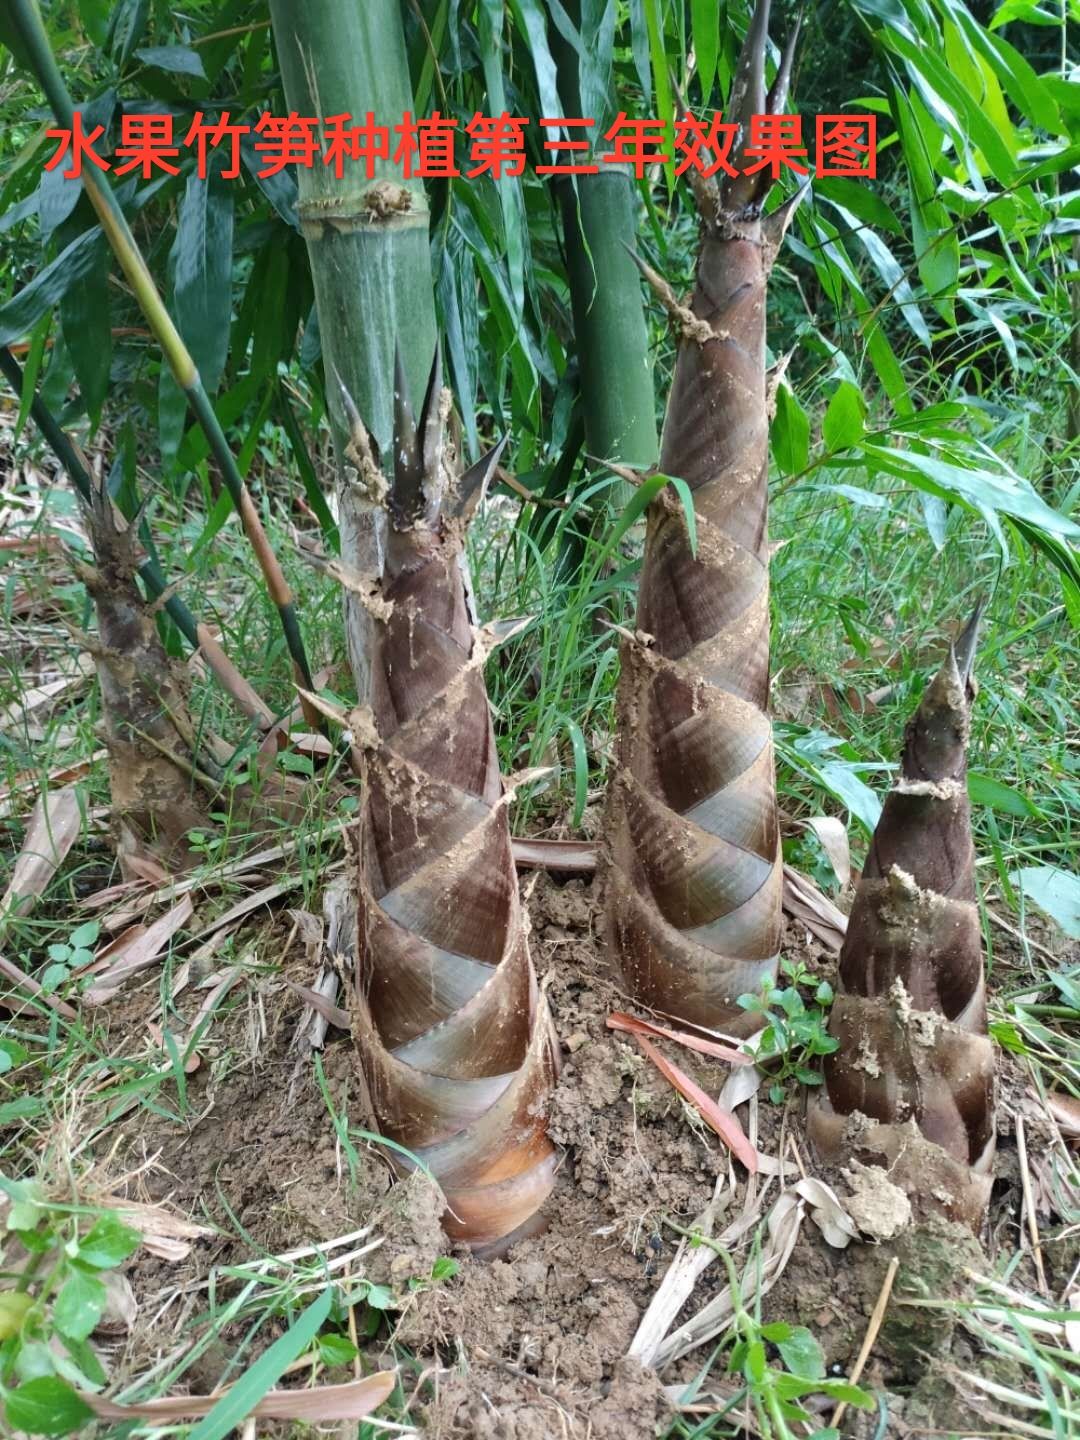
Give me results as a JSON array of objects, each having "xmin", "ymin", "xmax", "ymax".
[{"xmin": 952, "ymin": 597, "xmax": 985, "ymax": 689}]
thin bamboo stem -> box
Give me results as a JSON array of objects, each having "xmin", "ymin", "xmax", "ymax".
[
  {"xmin": 6, "ymin": 0, "xmax": 315, "ymax": 694},
  {"xmin": 0, "ymin": 345, "xmax": 274, "ymax": 731}
]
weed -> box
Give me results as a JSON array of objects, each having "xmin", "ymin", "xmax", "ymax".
[{"xmin": 738, "ymin": 959, "xmax": 839, "ymax": 1105}]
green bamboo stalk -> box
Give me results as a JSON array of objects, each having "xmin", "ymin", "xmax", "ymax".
[
  {"xmin": 0, "ymin": 345, "xmax": 274, "ymax": 730},
  {"xmin": 267, "ymin": 0, "xmax": 438, "ymax": 703},
  {"xmin": 6, "ymin": 0, "xmax": 315, "ymax": 695},
  {"xmin": 551, "ymin": 3, "xmax": 658, "ymax": 472}
]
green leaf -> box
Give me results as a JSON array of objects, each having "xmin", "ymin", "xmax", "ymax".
[
  {"xmin": 75, "ymin": 1213, "xmax": 141, "ymax": 1269},
  {"xmin": 744, "ymin": 1339, "xmax": 767, "ymax": 1383},
  {"xmin": 692, "ymin": 0, "xmax": 719, "ymax": 102},
  {"xmin": 0, "ymin": 228, "xmax": 105, "ymax": 348},
  {"xmin": 772, "ymin": 383, "xmax": 810, "ymax": 476},
  {"xmin": 1011, "ymin": 867, "xmax": 1080, "ymax": 940},
  {"xmin": 4, "ymin": 1378, "xmax": 94, "ymax": 1437},
  {"xmin": 186, "ymin": 1289, "xmax": 334, "ymax": 1440},
  {"xmin": 134, "ymin": 45, "xmax": 207, "ymax": 78},
  {"xmin": 822, "ymin": 382, "xmax": 866, "ymax": 453},
  {"xmin": 107, "ymin": 0, "xmax": 150, "ymax": 65},
  {"xmin": 53, "ymin": 1270, "xmax": 106, "ymax": 1343},
  {"xmin": 40, "ymin": 964, "xmax": 71, "ymax": 994},
  {"xmin": 60, "ymin": 231, "xmax": 111, "ymax": 429},
  {"xmin": 968, "ymin": 774, "xmax": 1040, "ymax": 818},
  {"xmin": 865, "ymin": 445, "xmax": 1080, "ymax": 540},
  {"xmin": 68, "ymin": 921, "xmax": 100, "ymax": 949},
  {"xmin": 174, "ymin": 172, "xmax": 234, "ymax": 398},
  {"xmin": 778, "ymin": 1327, "xmax": 826, "ymax": 1379},
  {"xmin": 316, "ymin": 1332, "xmax": 358, "ymax": 1367},
  {"xmin": 760, "ymin": 1322, "xmax": 793, "ymax": 1341}
]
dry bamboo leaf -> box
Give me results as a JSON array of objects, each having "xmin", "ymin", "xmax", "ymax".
[
  {"xmin": 0, "ymin": 752, "xmax": 103, "ymax": 819},
  {"xmin": 781, "ymin": 865, "xmax": 847, "ymax": 952},
  {"xmin": 654, "ymin": 1190, "xmax": 806, "ymax": 1367},
  {"xmin": 194, "ymin": 879, "xmax": 296, "ymax": 938},
  {"xmin": 510, "ymin": 837, "xmax": 597, "ymax": 873},
  {"xmin": 607, "ymin": 1010, "xmax": 750, "ymax": 1065},
  {"xmin": 1045, "ymin": 1090, "xmax": 1080, "ymax": 1139},
  {"xmin": 793, "ymin": 1176, "xmax": 859, "ymax": 1249},
  {"xmin": 805, "ymin": 816, "xmax": 851, "ymax": 888},
  {"xmin": 81, "ymin": 1373, "xmax": 397, "ymax": 1423},
  {"xmin": 290, "ymin": 981, "xmax": 351, "ymax": 1031},
  {"xmin": 82, "ymin": 894, "xmax": 194, "ymax": 1003},
  {"xmin": 633, "ymin": 1034, "xmax": 757, "ymax": 1172},
  {"xmin": 1, "ymin": 785, "xmax": 81, "ymax": 921}
]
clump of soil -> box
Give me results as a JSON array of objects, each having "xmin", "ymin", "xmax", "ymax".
[{"xmin": 101, "ymin": 871, "xmax": 1031, "ymax": 1437}]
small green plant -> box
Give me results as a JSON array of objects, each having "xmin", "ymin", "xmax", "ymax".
[
  {"xmin": 0, "ymin": 1176, "xmax": 142, "ymax": 1436},
  {"xmin": 669, "ymin": 1226, "xmax": 874, "ymax": 1440},
  {"xmin": 738, "ymin": 959, "xmax": 839, "ymax": 1104},
  {"xmin": 38, "ymin": 921, "xmax": 99, "ymax": 996}
]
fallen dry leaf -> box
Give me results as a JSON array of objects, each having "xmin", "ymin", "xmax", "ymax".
[
  {"xmin": 781, "ymin": 864, "xmax": 848, "ymax": 951},
  {"xmin": 1, "ymin": 785, "xmax": 82, "ymax": 921},
  {"xmin": 633, "ymin": 1034, "xmax": 757, "ymax": 1173},
  {"xmin": 805, "ymin": 816, "xmax": 851, "ymax": 889},
  {"xmin": 82, "ymin": 894, "xmax": 195, "ymax": 1003},
  {"xmin": 608, "ymin": 1011, "xmax": 749, "ymax": 1065},
  {"xmin": 81, "ymin": 1372, "xmax": 397, "ymax": 1423},
  {"xmin": 794, "ymin": 1176, "xmax": 859, "ymax": 1249},
  {"xmin": 511, "ymin": 837, "xmax": 597, "ymax": 873}
]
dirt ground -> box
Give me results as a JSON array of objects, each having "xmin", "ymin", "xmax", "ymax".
[{"xmin": 97, "ymin": 868, "xmax": 1067, "ymax": 1438}]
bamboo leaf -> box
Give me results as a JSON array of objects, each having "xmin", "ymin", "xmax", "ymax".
[
  {"xmin": 772, "ymin": 382, "xmax": 810, "ymax": 476},
  {"xmin": 174, "ymin": 171, "xmax": 234, "ymax": 397},
  {"xmin": 60, "ymin": 230, "xmax": 111, "ymax": 427},
  {"xmin": 822, "ymin": 381, "xmax": 866, "ymax": 453},
  {"xmin": 865, "ymin": 444, "xmax": 1080, "ymax": 538},
  {"xmin": 692, "ymin": 0, "xmax": 719, "ymax": 103},
  {"xmin": 107, "ymin": 0, "xmax": 150, "ymax": 65},
  {"xmin": 1011, "ymin": 867, "xmax": 1080, "ymax": 940},
  {"xmin": 0, "ymin": 227, "xmax": 104, "ymax": 346},
  {"xmin": 185, "ymin": 1290, "xmax": 335, "ymax": 1440},
  {"xmin": 134, "ymin": 45, "xmax": 206, "ymax": 78}
]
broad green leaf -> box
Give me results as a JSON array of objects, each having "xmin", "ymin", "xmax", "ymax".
[
  {"xmin": 75, "ymin": 1213, "xmax": 141, "ymax": 1269},
  {"xmin": 772, "ymin": 383, "xmax": 810, "ymax": 476},
  {"xmin": 1011, "ymin": 867, "xmax": 1080, "ymax": 939},
  {"xmin": 0, "ymin": 228, "xmax": 104, "ymax": 347},
  {"xmin": 186, "ymin": 1289, "xmax": 335, "ymax": 1440},
  {"xmin": 134, "ymin": 45, "xmax": 207, "ymax": 78},
  {"xmin": 822, "ymin": 381, "xmax": 866, "ymax": 453},
  {"xmin": 968, "ymin": 773, "xmax": 1040, "ymax": 818},
  {"xmin": 865, "ymin": 445, "xmax": 1080, "ymax": 539},
  {"xmin": 777, "ymin": 1326, "xmax": 826, "ymax": 1380},
  {"xmin": 317, "ymin": 1332, "xmax": 359, "ymax": 1367},
  {"xmin": 4, "ymin": 1379, "xmax": 94, "ymax": 1437},
  {"xmin": 69, "ymin": 921, "xmax": 100, "ymax": 949},
  {"xmin": 107, "ymin": 0, "xmax": 150, "ymax": 65},
  {"xmin": 60, "ymin": 231, "xmax": 111, "ymax": 428},
  {"xmin": 692, "ymin": 0, "xmax": 719, "ymax": 103},
  {"xmin": 174, "ymin": 172, "xmax": 234, "ymax": 398},
  {"xmin": 890, "ymin": 86, "xmax": 958, "ymax": 309},
  {"xmin": 53, "ymin": 1270, "xmax": 106, "ymax": 1343}
]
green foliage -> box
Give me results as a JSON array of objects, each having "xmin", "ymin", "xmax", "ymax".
[
  {"xmin": 738, "ymin": 960, "xmax": 840, "ymax": 1105},
  {"xmin": 0, "ymin": 1178, "xmax": 140, "ymax": 1434}
]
